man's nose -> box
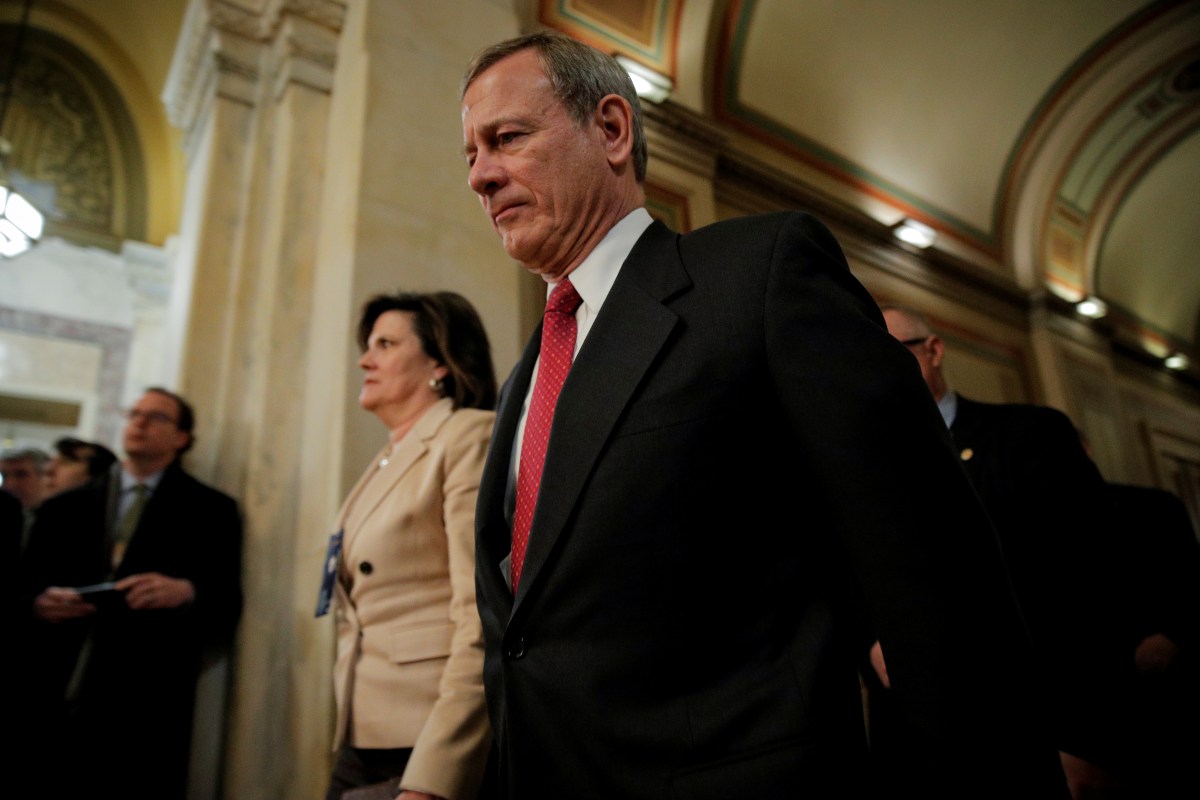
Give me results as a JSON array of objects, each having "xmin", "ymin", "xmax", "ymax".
[{"xmin": 467, "ymin": 151, "xmax": 503, "ymax": 196}]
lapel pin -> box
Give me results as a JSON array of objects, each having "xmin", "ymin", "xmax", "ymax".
[{"xmin": 960, "ymin": 447, "xmax": 974, "ymax": 461}]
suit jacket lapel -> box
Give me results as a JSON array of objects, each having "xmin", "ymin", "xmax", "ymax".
[
  {"xmin": 949, "ymin": 395, "xmax": 982, "ymax": 477},
  {"xmin": 129, "ymin": 462, "xmax": 182, "ymax": 538},
  {"xmin": 513, "ymin": 222, "xmax": 690, "ymax": 608},
  {"xmin": 476, "ymin": 331, "xmax": 540, "ymax": 606}
]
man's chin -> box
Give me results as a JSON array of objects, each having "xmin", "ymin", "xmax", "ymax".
[
  {"xmin": 500, "ymin": 230, "xmax": 539, "ymax": 263},
  {"xmin": 503, "ymin": 244, "xmax": 549, "ymax": 275},
  {"xmin": 500, "ymin": 234, "xmax": 523, "ymax": 261}
]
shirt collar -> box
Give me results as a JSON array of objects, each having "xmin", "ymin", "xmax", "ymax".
[
  {"xmin": 121, "ymin": 466, "xmax": 165, "ymax": 493},
  {"xmin": 938, "ymin": 389, "xmax": 959, "ymax": 429},
  {"xmin": 547, "ymin": 207, "xmax": 654, "ymax": 316}
]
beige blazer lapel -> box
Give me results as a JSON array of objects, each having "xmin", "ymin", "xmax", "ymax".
[{"xmin": 338, "ymin": 398, "xmax": 455, "ymax": 554}]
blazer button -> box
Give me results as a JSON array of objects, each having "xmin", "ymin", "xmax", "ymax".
[
  {"xmin": 504, "ymin": 637, "xmax": 527, "ymax": 659},
  {"xmin": 359, "ymin": 561, "xmax": 373, "ymax": 575}
]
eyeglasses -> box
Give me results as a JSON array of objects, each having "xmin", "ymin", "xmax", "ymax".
[
  {"xmin": 899, "ymin": 336, "xmax": 931, "ymax": 348},
  {"xmin": 123, "ymin": 409, "xmax": 178, "ymax": 426}
]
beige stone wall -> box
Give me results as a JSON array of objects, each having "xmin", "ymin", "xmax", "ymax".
[{"xmin": 159, "ymin": 2, "xmax": 537, "ymax": 797}]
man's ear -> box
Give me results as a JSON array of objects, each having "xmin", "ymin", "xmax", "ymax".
[
  {"xmin": 595, "ymin": 94, "xmax": 635, "ymax": 170},
  {"xmin": 928, "ymin": 335, "xmax": 946, "ymax": 368}
]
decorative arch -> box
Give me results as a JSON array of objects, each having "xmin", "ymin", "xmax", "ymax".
[
  {"xmin": 0, "ymin": 24, "xmax": 146, "ymax": 250},
  {"xmin": 1002, "ymin": 2, "xmax": 1199, "ymax": 299}
]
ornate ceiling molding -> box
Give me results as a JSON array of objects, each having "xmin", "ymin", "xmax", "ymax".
[{"xmin": 1005, "ymin": 1, "xmax": 1200, "ymax": 297}]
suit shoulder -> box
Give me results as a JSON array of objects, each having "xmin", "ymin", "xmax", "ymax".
[
  {"xmin": 439, "ymin": 407, "xmax": 495, "ymax": 439},
  {"xmin": 170, "ymin": 467, "xmax": 239, "ymax": 509},
  {"xmin": 1108, "ymin": 482, "xmax": 1188, "ymax": 514},
  {"xmin": 681, "ymin": 210, "xmax": 831, "ymax": 246},
  {"xmin": 440, "ymin": 408, "xmax": 496, "ymax": 459},
  {"xmin": 35, "ymin": 478, "xmax": 107, "ymax": 517},
  {"xmin": 675, "ymin": 211, "xmax": 847, "ymax": 293},
  {"xmin": 959, "ymin": 396, "xmax": 1074, "ymax": 432}
]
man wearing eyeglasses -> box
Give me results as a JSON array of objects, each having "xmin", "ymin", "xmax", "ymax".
[
  {"xmin": 18, "ymin": 387, "xmax": 243, "ymax": 800},
  {"xmin": 869, "ymin": 305, "xmax": 1132, "ymax": 798}
]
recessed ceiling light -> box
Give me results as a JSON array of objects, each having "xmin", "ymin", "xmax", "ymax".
[
  {"xmin": 1165, "ymin": 353, "xmax": 1189, "ymax": 371},
  {"xmin": 1075, "ymin": 297, "xmax": 1108, "ymax": 319},
  {"xmin": 892, "ymin": 218, "xmax": 936, "ymax": 249},
  {"xmin": 615, "ymin": 55, "xmax": 672, "ymax": 104}
]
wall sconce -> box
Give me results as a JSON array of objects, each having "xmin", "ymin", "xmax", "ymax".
[
  {"xmin": 1165, "ymin": 353, "xmax": 1189, "ymax": 371},
  {"xmin": 615, "ymin": 55, "xmax": 672, "ymax": 104},
  {"xmin": 892, "ymin": 218, "xmax": 937, "ymax": 249},
  {"xmin": 1075, "ymin": 296, "xmax": 1108, "ymax": 319}
]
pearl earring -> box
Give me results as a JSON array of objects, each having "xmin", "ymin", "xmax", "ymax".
[{"xmin": 429, "ymin": 376, "xmax": 445, "ymax": 394}]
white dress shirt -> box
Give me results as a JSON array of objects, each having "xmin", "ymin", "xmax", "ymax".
[{"xmin": 506, "ymin": 207, "xmax": 655, "ymax": 518}]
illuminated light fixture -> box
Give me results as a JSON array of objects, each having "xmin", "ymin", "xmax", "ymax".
[
  {"xmin": 1165, "ymin": 353, "xmax": 1189, "ymax": 371},
  {"xmin": 0, "ymin": 180, "xmax": 43, "ymax": 256},
  {"xmin": 892, "ymin": 218, "xmax": 937, "ymax": 249},
  {"xmin": 615, "ymin": 54, "xmax": 672, "ymax": 104},
  {"xmin": 1075, "ymin": 296, "xmax": 1108, "ymax": 319},
  {"xmin": 0, "ymin": 0, "xmax": 44, "ymax": 258}
]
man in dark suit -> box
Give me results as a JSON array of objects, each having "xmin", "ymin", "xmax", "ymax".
[
  {"xmin": 1106, "ymin": 481, "xmax": 1200, "ymax": 796},
  {"xmin": 2, "ymin": 486, "xmax": 22, "ymax": 622},
  {"xmin": 2, "ymin": 485, "xmax": 21, "ymax": 558},
  {"xmin": 461, "ymin": 31, "xmax": 1065, "ymax": 798},
  {"xmin": 1, "ymin": 444, "xmax": 48, "ymax": 551},
  {"xmin": 19, "ymin": 387, "xmax": 243, "ymax": 800},
  {"xmin": 875, "ymin": 305, "xmax": 1133, "ymax": 796}
]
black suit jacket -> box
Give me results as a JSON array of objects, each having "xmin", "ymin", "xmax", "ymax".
[
  {"xmin": 20, "ymin": 460, "xmax": 243, "ymax": 797},
  {"xmin": 1106, "ymin": 482, "xmax": 1200, "ymax": 653},
  {"xmin": 475, "ymin": 212, "xmax": 1065, "ymax": 798},
  {"xmin": 949, "ymin": 395, "xmax": 1132, "ymax": 764},
  {"xmin": 1106, "ymin": 483, "xmax": 1200, "ymax": 790},
  {"xmin": 2, "ymin": 489, "xmax": 24, "ymax": 686},
  {"xmin": 2, "ymin": 489, "xmax": 21, "ymax": 607}
]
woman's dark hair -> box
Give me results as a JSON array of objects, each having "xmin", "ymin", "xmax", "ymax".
[
  {"xmin": 357, "ymin": 291, "xmax": 497, "ymax": 411},
  {"xmin": 53, "ymin": 437, "xmax": 118, "ymax": 479}
]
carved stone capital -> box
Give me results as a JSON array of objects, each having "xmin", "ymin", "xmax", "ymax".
[
  {"xmin": 163, "ymin": 0, "xmax": 345, "ymax": 135},
  {"xmin": 163, "ymin": 1, "xmax": 264, "ymax": 136},
  {"xmin": 266, "ymin": 11, "xmax": 341, "ymax": 99}
]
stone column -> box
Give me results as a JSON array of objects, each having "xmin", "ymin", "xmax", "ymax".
[
  {"xmin": 161, "ymin": 1, "xmax": 539, "ymax": 797},
  {"xmin": 162, "ymin": 1, "xmax": 346, "ymax": 797}
]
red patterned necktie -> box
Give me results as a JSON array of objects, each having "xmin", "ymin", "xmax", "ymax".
[{"xmin": 511, "ymin": 277, "xmax": 582, "ymax": 592}]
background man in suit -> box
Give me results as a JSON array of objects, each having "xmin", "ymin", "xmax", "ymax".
[
  {"xmin": 1, "ymin": 487, "xmax": 24, "ymax": 727},
  {"xmin": 1, "ymin": 486, "xmax": 22, "ymax": 621},
  {"xmin": 461, "ymin": 31, "xmax": 1065, "ymax": 798},
  {"xmin": 1, "ymin": 444, "xmax": 48, "ymax": 550},
  {"xmin": 875, "ymin": 305, "xmax": 1133, "ymax": 797},
  {"xmin": 1, "ymin": 487, "xmax": 20, "ymax": 563},
  {"xmin": 1105, "ymin": 481, "xmax": 1200, "ymax": 796},
  {"xmin": 20, "ymin": 387, "xmax": 243, "ymax": 800}
]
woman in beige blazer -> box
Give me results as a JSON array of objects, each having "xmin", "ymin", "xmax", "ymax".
[{"xmin": 323, "ymin": 291, "xmax": 496, "ymax": 800}]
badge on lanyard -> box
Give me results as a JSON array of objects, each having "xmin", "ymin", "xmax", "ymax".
[{"xmin": 314, "ymin": 529, "xmax": 344, "ymax": 618}]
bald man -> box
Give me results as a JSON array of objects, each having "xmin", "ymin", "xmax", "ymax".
[{"xmin": 874, "ymin": 305, "xmax": 1134, "ymax": 796}]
